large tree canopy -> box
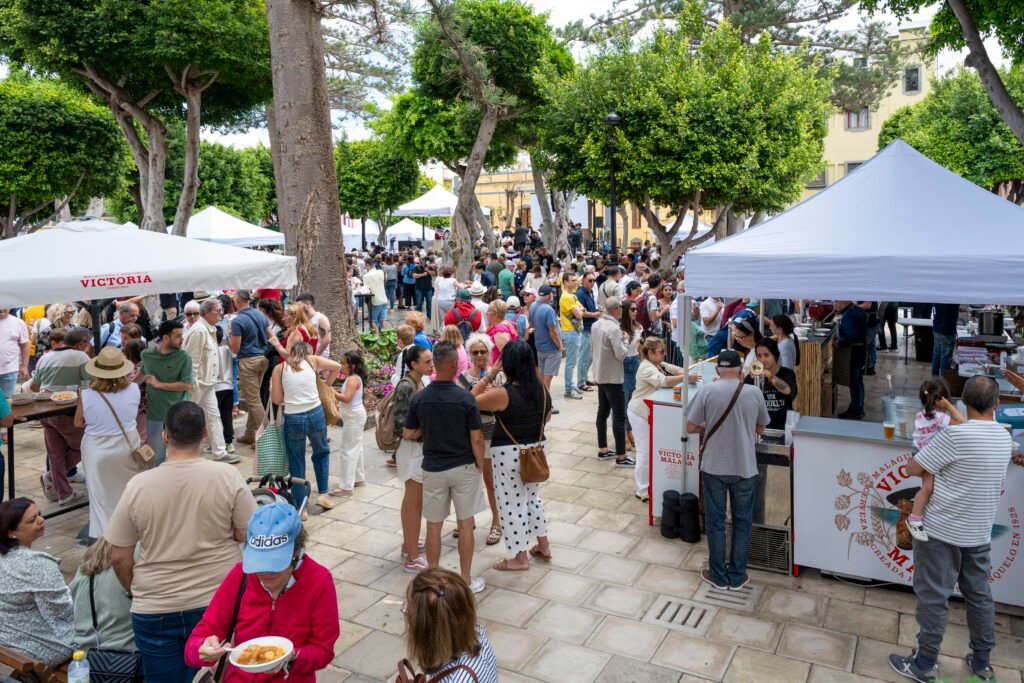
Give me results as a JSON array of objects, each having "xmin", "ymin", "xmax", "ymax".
[
  {"xmin": 0, "ymin": 0, "xmax": 272, "ymax": 234},
  {"xmin": 879, "ymin": 67, "xmax": 1024, "ymax": 203},
  {"xmin": 541, "ymin": 22, "xmax": 832, "ymax": 266},
  {"xmin": 336, "ymin": 137, "xmax": 420, "ymax": 245},
  {"xmin": 0, "ymin": 73, "xmax": 127, "ymax": 238}
]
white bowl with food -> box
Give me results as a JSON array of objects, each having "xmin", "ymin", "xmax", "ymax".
[
  {"xmin": 10, "ymin": 393, "xmax": 33, "ymax": 406},
  {"xmin": 50, "ymin": 391, "xmax": 78, "ymax": 405},
  {"xmin": 33, "ymin": 391, "xmax": 53, "ymax": 401},
  {"xmin": 229, "ymin": 637, "xmax": 293, "ymax": 673}
]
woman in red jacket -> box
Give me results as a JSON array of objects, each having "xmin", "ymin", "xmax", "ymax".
[{"xmin": 185, "ymin": 503, "xmax": 339, "ymax": 682}]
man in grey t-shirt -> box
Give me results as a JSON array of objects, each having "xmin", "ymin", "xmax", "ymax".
[{"xmin": 686, "ymin": 350, "xmax": 769, "ymax": 590}]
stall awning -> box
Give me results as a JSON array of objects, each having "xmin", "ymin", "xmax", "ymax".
[
  {"xmin": 0, "ymin": 220, "xmax": 296, "ymax": 307},
  {"xmin": 394, "ymin": 185, "xmax": 490, "ymax": 217},
  {"xmin": 184, "ymin": 206, "xmax": 284, "ymax": 248},
  {"xmin": 684, "ymin": 140, "xmax": 1024, "ymax": 304}
]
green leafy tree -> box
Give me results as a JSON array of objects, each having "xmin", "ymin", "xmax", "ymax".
[
  {"xmin": 0, "ymin": 0, "xmax": 272, "ymax": 234},
  {"xmin": 540, "ymin": 22, "xmax": 833, "ymax": 268},
  {"xmin": 863, "ymin": 0, "xmax": 1024, "ymax": 145},
  {"xmin": 878, "ymin": 67, "xmax": 1024, "ymax": 204},
  {"xmin": 335, "ymin": 138, "xmax": 420, "ymax": 246},
  {"xmin": 238, "ymin": 145, "xmax": 278, "ymax": 225},
  {"xmin": 0, "ymin": 73, "xmax": 127, "ymax": 238}
]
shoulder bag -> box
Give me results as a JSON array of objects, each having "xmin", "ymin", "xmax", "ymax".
[
  {"xmin": 192, "ymin": 573, "xmax": 247, "ymax": 683},
  {"xmin": 697, "ymin": 379, "xmax": 746, "ymax": 460},
  {"xmin": 496, "ymin": 387, "xmax": 550, "ymax": 484},
  {"xmin": 255, "ymin": 395, "xmax": 288, "ymax": 476},
  {"xmin": 309, "ymin": 360, "xmax": 341, "ymax": 426},
  {"xmin": 85, "ymin": 575, "xmax": 144, "ymax": 683},
  {"xmin": 96, "ymin": 391, "xmax": 155, "ymax": 470},
  {"xmin": 396, "ymin": 658, "xmax": 480, "ymax": 683}
]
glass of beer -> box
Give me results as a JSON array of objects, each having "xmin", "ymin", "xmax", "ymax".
[{"xmin": 883, "ymin": 422, "xmax": 896, "ymax": 440}]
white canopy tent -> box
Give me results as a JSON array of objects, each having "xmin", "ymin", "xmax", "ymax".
[
  {"xmin": 0, "ymin": 220, "xmax": 296, "ymax": 308},
  {"xmin": 387, "ymin": 217, "xmax": 423, "ymax": 241},
  {"xmin": 394, "ymin": 185, "xmax": 491, "ymax": 217},
  {"xmin": 685, "ymin": 140, "xmax": 1024, "ymax": 305},
  {"xmin": 183, "ymin": 206, "xmax": 284, "ymax": 248}
]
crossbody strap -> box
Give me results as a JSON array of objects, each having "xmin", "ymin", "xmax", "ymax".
[
  {"xmin": 88, "ymin": 575, "xmax": 104, "ymax": 648},
  {"xmin": 212, "ymin": 573, "xmax": 248, "ymax": 682},
  {"xmin": 698, "ymin": 380, "xmax": 746, "ymax": 459},
  {"xmin": 95, "ymin": 391, "xmax": 134, "ymax": 451}
]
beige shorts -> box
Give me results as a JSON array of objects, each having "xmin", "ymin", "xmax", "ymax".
[
  {"xmin": 422, "ymin": 463, "xmax": 486, "ymax": 523},
  {"xmin": 396, "ymin": 440, "xmax": 424, "ymax": 483}
]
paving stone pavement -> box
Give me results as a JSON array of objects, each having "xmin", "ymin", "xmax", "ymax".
[{"xmin": 9, "ymin": 348, "xmax": 1024, "ymax": 682}]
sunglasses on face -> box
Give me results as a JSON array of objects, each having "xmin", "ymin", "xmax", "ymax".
[
  {"xmin": 186, "ymin": 312, "xmax": 199, "ymax": 318},
  {"xmin": 471, "ymin": 349, "xmax": 488, "ymax": 356}
]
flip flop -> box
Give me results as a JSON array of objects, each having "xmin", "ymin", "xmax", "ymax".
[
  {"xmin": 328, "ymin": 488, "xmax": 353, "ymax": 497},
  {"xmin": 529, "ymin": 545, "xmax": 553, "ymax": 562},
  {"xmin": 486, "ymin": 526, "xmax": 502, "ymax": 546},
  {"xmin": 492, "ymin": 558, "xmax": 529, "ymax": 572}
]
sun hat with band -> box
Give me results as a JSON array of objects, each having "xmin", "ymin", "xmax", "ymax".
[
  {"xmin": 85, "ymin": 347, "xmax": 133, "ymax": 379},
  {"xmin": 469, "ymin": 282, "xmax": 487, "ymax": 296},
  {"xmin": 243, "ymin": 502, "xmax": 303, "ymax": 574}
]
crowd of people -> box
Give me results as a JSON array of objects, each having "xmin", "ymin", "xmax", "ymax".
[{"xmin": 0, "ymin": 233, "xmax": 1020, "ymax": 683}]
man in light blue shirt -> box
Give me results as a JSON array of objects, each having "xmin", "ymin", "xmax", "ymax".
[{"xmin": 99, "ymin": 302, "xmax": 140, "ymax": 349}]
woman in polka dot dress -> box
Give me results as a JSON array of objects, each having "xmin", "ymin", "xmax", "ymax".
[{"xmin": 470, "ymin": 340, "xmax": 553, "ymax": 570}]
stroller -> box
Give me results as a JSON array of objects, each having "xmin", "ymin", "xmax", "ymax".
[{"xmin": 247, "ymin": 474, "xmax": 308, "ymax": 514}]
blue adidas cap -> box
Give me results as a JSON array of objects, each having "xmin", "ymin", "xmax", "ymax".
[{"xmin": 243, "ymin": 502, "xmax": 303, "ymax": 574}]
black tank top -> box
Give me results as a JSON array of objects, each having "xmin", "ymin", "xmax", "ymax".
[{"xmin": 492, "ymin": 383, "xmax": 550, "ymax": 447}]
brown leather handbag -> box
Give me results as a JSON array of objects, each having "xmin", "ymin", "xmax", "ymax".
[{"xmin": 496, "ymin": 388, "xmax": 550, "ymax": 484}]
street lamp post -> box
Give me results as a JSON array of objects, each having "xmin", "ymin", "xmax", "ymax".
[
  {"xmin": 419, "ymin": 184, "xmax": 428, "ymax": 242},
  {"xmin": 604, "ymin": 111, "xmax": 621, "ymax": 261}
]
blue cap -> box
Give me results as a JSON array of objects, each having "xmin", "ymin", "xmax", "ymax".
[{"xmin": 243, "ymin": 503, "xmax": 303, "ymax": 573}]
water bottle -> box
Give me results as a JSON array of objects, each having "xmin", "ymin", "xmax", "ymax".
[{"xmin": 68, "ymin": 650, "xmax": 89, "ymax": 683}]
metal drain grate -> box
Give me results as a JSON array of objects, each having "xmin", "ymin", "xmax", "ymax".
[
  {"xmin": 692, "ymin": 581, "xmax": 763, "ymax": 612},
  {"xmin": 642, "ymin": 596, "xmax": 717, "ymax": 636},
  {"xmin": 726, "ymin": 521, "xmax": 792, "ymax": 574}
]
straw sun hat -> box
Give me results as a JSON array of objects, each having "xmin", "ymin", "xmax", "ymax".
[{"xmin": 85, "ymin": 347, "xmax": 133, "ymax": 379}]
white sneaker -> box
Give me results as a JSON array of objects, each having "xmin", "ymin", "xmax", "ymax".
[
  {"xmin": 214, "ymin": 452, "xmax": 241, "ymax": 464},
  {"xmin": 905, "ymin": 518, "xmax": 929, "ymax": 542},
  {"xmin": 469, "ymin": 576, "xmax": 486, "ymax": 594},
  {"xmin": 68, "ymin": 471, "xmax": 87, "ymax": 484},
  {"xmin": 226, "ymin": 443, "xmax": 236, "ymax": 454}
]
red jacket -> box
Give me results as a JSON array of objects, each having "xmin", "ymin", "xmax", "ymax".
[
  {"xmin": 184, "ymin": 558, "xmax": 339, "ymax": 682},
  {"xmin": 444, "ymin": 302, "xmax": 482, "ymax": 330}
]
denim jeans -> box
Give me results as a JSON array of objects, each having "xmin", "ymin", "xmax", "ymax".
[
  {"xmin": 284, "ymin": 405, "xmax": 331, "ymax": 509},
  {"xmin": 147, "ymin": 419, "xmax": 168, "ymax": 465},
  {"xmin": 702, "ymin": 472, "xmax": 757, "ymax": 588},
  {"xmin": 865, "ymin": 323, "xmax": 880, "ymax": 371},
  {"xmin": 132, "ymin": 607, "xmax": 206, "ymax": 683},
  {"xmin": 0, "ymin": 371, "xmax": 16, "ymax": 399},
  {"xmin": 623, "ymin": 355, "xmax": 640, "ymax": 433},
  {"xmin": 932, "ymin": 331, "xmax": 956, "ymax": 377},
  {"xmin": 576, "ymin": 331, "xmax": 593, "ymax": 391},
  {"xmin": 414, "ymin": 288, "xmax": 433, "ymax": 319},
  {"xmin": 370, "ymin": 304, "xmax": 387, "ymax": 330},
  {"xmin": 385, "ymin": 280, "xmax": 397, "ymax": 309},
  {"xmin": 560, "ymin": 330, "xmax": 581, "ymax": 396}
]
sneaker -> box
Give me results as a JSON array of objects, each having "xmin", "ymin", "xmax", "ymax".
[
  {"xmin": 700, "ymin": 568, "xmax": 729, "ymax": 590},
  {"xmin": 469, "ymin": 576, "xmax": 486, "ymax": 594},
  {"xmin": 597, "ymin": 451, "xmax": 617, "ymax": 460},
  {"xmin": 838, "ymin": 409, "xmax": 864, "ymax": 420},
  {"xmin": 564, "ymin": 392, "xmax": 583, "ymax": 400},
  {"xmin": 403, "ymin": 556, "xmax": 428, "ymax": 573},
  {"xmin": 316, "ymin": 494, "xmax": 335, "ymax": 510},
  {"xmin": 965, "ymin": 654, "xmax": 995, "ymax": 681},
  {"xmin": 301, "ymin": 509, "xmax": 308, "ymax": 522},
  {"xmin": 615, "ymin": 456, "xmax": 636, "ymax": 468},
  {"xmin": 401, "ymin": 540, "xmax": 427, "ymax": 558},
  {"xmin": 905, "ymin": 518, "xmax": 929, "ymax": 542},
  {"xmin": 58, "ymin": 490, "xmax": 84, "ymax": 507},
  {"xmin": 728, "ymin": 574, "xmax": 750, "ymax": 591},
  {"xmin": 68, "ymin": 471, "xmax": 87, "ymax": 484},
  {"xmin": 40, "ymin": 473, "xmax": 57, "ymax": 502},
  {"xmin": 888, "ymin": 650, "xmax": 937, "ymax": 682},
  {"xmin": 550, "ymin": 408, "xmax": 560, "ymax": 415},
  {"xmin": 226, "ymin": 443, "xmax": 236, "ymax": 454},
  {"xmin": 214, "ymin": 452, "xmax": 241, "ymax": 464}
]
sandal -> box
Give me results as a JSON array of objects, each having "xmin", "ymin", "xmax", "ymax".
[
  {"xmin": 486, "ymin": 526, "xmax": 502, "ymax": 546},
  {"xmin": 452, "ymin": 524, "xmax": 476, "ymax": 540},
  {"xmin": 529, "ymin": 545, "xmax": 553, "ymax": 562},
  {"xmin": 328, "ymin": 488, "xmax": 353, "ymax": 497},
  {"xmin": 386, "ymin": 457, "xmax": 397, "ymax": 467},
  {"xmin": 492, "ymin": 558, "xmax": 529, "ymax": 572},
  {"xmin": 636, "ymin": 494, "xmax": 651, "ymax": 503}
]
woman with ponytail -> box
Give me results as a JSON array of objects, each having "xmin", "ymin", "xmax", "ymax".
[
  {"xmin": 769, "ymin": 314, "xmax": 801, "ymax": 370},
  {"xmin": 394, "ymin": 345, "xmax": 433, "ymax": 573}
]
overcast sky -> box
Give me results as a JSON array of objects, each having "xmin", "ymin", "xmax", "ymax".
[{"xmin": 205, "ymin": 1, "xmax": 1006, "ymax": 149}]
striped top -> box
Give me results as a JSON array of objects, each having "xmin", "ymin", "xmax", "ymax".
[
  {"xmin": 429, "ymin": 626, "xmax": 499, "ymax": 683},
  {"xmin": 914, "ymin": 419, "xmax": 1012, "ymax": 547},
  {"xmin": 30, "ymin": 348, "xmax": 90, "ymax": 389}
]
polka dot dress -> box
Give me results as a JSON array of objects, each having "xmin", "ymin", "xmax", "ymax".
[{"xmin": 490, "ymin": 443, "xmax": 549, "ymax": 555}]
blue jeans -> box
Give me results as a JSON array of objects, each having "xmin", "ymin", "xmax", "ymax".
[
  {"xmin": 932, "ymin": 331, "xmax": 956, "ymax": 377},
  {"xmin": 146, "ymin": 419, "xmax": 168, "ymax": 465},
  {"xmin": 0, "ymin": 371, "xmax": 17, "ymax": 400},
  {"xmin": 132, "ymin": 607, "xmax": 206, "ymax": 683},
  {"xmin": 623, "ymin": 355, "xmax": 640, "ymax": 431},
  {"xmin": 702, "ymin": 472, "xmax": 757, "ymax": 588},
  {"xmin": 560, "ymin": 330, "xmax": 581, "ymax": 396},
  {"xmin": 385, "ymin": 280, "xmax": 397, "ymax": 309},
  {"xmin": 370, "ymin": 304, "xmax": 387, "ymax": 330},
  {"xmin": 284, "ymin": 405, "xmax": 331, "ymax": 509},
  {"xmin": 576, "ymin": 331, "xmax": 592, "ymax": 391},
  {"xmin": 865, "ymin": 324, "xmax": 880, "ymax": 371},
  {"xmin": 414, "ymin": 288, "xmax": 433, "ymax": 319}
]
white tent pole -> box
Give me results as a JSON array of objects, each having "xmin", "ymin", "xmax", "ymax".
[
  {"xmin": 680, "ymin": 295, "xmax": 692, "ymax": 495},
  {"xmin": 759, "ymin": 299, "xmax": 766, "ymax": 334}
]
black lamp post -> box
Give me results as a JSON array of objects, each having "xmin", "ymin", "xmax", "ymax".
[
  {"xmin": 604, "ymin": 111, "xmax": 621, "ymax": 260},
  {"xmin": 419, "ymin": 184, "xmax": 428, "ymax": 242}
]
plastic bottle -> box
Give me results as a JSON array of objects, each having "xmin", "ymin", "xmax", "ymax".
[{"xmin": 68, "ymin": 650, "xmax": 89, "ymax": 683}]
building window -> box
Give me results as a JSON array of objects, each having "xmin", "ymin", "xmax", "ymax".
[
  {"xmin": 805, "ymin": 169, "xmax": 827, "ymax": 188},
  {"xmin": 845, "ymin": 109, "xmax": 870, "ymax": 131},
  {"xmin": 852, "ymin": 56, "xmax": 868, "ymax": 69},
  {"xmin": 846, "ymin": 161, "xmax": 864, "ymax": 175},
  {"xmin": 903, "ymin": 66, "xmax": 921, "ymax": 94}
]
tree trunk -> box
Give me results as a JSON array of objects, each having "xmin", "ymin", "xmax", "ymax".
[
  {"xmin": 140, "ymin": 120, "xmax": 169, "ymax": 233},
  {"xmin": 530, "ymin": 164, "xmax": 556, "ymax": 248},
  {"xmin": 947, "ymin": 0, "xmax": 1024, "ymax": 146},
  {"xmin": 551, "ymin": 188, "xmax": 574, "ymax": 256},
  {"xmin": 450, "ymin": 106, "xmax": 499, "ymax": 279},
  {"xmin": 172, "ymin": 81, "xmax": 202, "ymax": 236},
  {"xmin": 266, "ymin": 0, "xmax": 360, "ymax": 356},
  {"xmin": 87, "ymin": 197, "xmax": 105, "ymax": 217},
  {"xmin": 474, "ymin": 195, "xmax": 493, "ymax": 253}
]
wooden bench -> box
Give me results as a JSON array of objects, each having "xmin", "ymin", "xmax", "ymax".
[{"xmin": 0, "ymin": 647, "xmax": 67, "ymax": 683}]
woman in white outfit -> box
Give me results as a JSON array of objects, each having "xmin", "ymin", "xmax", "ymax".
[
  {"xmin": 74, "ymin": 347, "xmax": 142, "ymax": 538},
  {"xmin": 394, "ymin": 345, "xmax": 432, "ymax": 572},
  {"xmin": 434, "ymin": 266, "xmax": 460, "ymax": 332},
  {"xmin": 627, "ymin": 337, "xmax": 689, "ymax": 503},
  {"xmin": 331, "ymin": 350, "xmax": 368, "ymax": 496},
  {"xmin": 471, "ymin": 340, "xmax": 553, "ymax": 570}
]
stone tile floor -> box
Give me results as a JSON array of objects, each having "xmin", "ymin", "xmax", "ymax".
[{"xmin": 7, "ymin": 347, "xmax": 1024, "ymax": 682}]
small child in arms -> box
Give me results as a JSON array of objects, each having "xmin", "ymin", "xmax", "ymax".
[{"xmin": 907, "ymin": 379, "xmax": 965, "ymax": 541}]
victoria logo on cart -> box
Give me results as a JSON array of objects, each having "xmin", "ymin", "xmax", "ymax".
[
  {"xmin": 80, "ymin": 272, "xmax": 153, "ymax": 290},
  {"xmin": 249, "ymin": 533, "xmax": 290, "ymax": 549},
  {"xmin": 832, "ymin": 454, "xmax": 1018, "ymax": 583}
]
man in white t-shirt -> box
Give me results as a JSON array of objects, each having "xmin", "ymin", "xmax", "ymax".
[
  {"xmin": 297, "ymin": 294, "xmax": 332, "ymax": 358},
  {"xmin": 699, "ymin": 296, "xmax": 725, "ymax": 338},
  {"xmin": 0, "ymin": 308, "xmax": 29, "ymax": 400},
  {"xmin": 469, "ymin": 283, "xmax": 489, "ymax": 333}
]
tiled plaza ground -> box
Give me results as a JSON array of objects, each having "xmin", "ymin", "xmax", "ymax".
[{"xmin": 7, "ymin": 341, "xmax": 1024, "ymax": 682}]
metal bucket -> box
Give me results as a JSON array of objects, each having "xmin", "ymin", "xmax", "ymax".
[
  {"xmin": 978, "ymin": 310, "xmax": 1004, "ymax": 336},
  {"xmin": 882, "ymin": 396, "xmax": 918, "ymax": 439}
]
